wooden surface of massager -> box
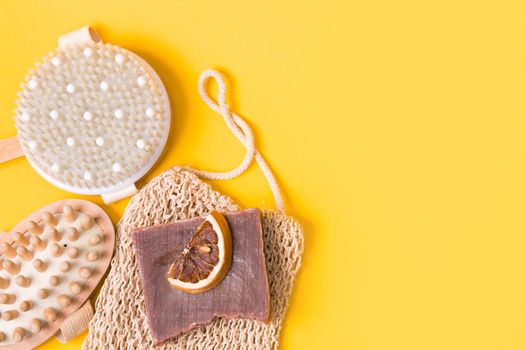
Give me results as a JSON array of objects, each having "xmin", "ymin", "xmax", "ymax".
[{"xmin": 0, "ymin": 199, "xmax": 114, "ymax": 349}]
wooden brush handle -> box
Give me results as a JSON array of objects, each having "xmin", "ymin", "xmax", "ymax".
[
  {"xmin": 0, "ymin": 136, "xmax": 24, "ymax": 163},
  {"xmin": 58, "ymin": 26, "xmax": 101, "ymax": 48}
]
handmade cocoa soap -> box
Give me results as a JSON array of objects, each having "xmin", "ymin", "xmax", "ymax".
[{"xmin": 131, "ymin": 208, "xmax": 270, "ymax": 344}]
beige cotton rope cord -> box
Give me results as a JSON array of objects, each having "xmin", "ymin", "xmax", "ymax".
[
  {"xmin": 83, "ymin": 168, "xmax": 304, "ymax": 349},
  {"xmin": 190, "ymin": 69, "xmax": 286, "ymax": 212}
]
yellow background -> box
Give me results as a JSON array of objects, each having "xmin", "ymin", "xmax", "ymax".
[{"xmin": 1, "ymin": 0, "xmax": 525, "ymax": 349}]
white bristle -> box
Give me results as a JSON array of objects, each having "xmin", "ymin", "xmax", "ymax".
[
  {"xmin": 112, "ymin": 162, "xmax": 122, "ymax": 173},
  {"xmin": 83, "ymin": 48, "xmax": 93, "ymax": 57},
  {"xmin": 114, "ymin": 109, "xmax": 124, "ymax": 119},
  {"xmin": 83, "ymin": 111, "xmax": 93, "ymax": 121},
  {"xmin": 14, "ymin": 42, "xmax": 169, "ymax": 194},
  {"xmin": 137, "ymin": 76, "xmax": 146, "ymax": 86},
  {"xmin": 100, "ymin": 81, "xmax": 109, "ymax": 91},
  {"xmin": 115, "ymin": 53, "xmax": 124, "ymax": 65},
  {"xmin": 28, "ymin": 141, "xmax": 37, "ymax": 150},
  {"xmin": 146, "ymin": 107, "xmax": 155, "ymax": 118},
  {"xmin": 28, "ymin": 79, "xmax": 38, "ymax": 90},
  {"xmin": 51, "ymin": 57, "xmax": 61, "ymax": 66}
]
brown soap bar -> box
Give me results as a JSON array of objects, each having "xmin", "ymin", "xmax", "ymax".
[{"xmin": 131, "ymin": 208, "xmax": 270, "ymax": 344}]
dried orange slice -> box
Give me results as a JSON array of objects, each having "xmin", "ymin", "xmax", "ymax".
[{"xmin": 166, "ymin": 211, "xmax": 232, "ymax": 294}]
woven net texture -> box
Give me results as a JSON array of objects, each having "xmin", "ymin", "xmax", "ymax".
[{"xmin": 83, "ymin": 167, "xmax": 304, "ymax": 349}]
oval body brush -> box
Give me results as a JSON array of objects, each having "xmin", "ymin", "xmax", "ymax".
[
  {"xmin": 0, "ymin": 199, "xmax": 115, "ymax": 349},
  {"xmin": 0, "ymin": 26, "xmax": 171, "ymax": 204}
]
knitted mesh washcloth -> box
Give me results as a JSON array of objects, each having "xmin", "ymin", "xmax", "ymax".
[{"xmin": 83, "ymin": 167, "xmax": 304, "ymax": 349}]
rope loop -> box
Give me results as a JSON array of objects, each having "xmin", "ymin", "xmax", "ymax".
[{"xmin": 190, "ymin": 69, "xmax": 285, "ymax": 212}]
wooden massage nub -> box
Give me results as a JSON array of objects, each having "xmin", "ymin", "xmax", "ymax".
[
  {"xmin": 0, "ymin": 200, "xmax": 115, "ymax": 349},
  {"xmin": 0, "ymin": 26, "xmax": 171, "ymax": 204}
]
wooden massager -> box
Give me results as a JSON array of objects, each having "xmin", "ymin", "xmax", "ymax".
[
  {"xmin": 0, "ymin": 199, "xmax": 115, "ymax": 349},
  {"xmin": 0, "ymin": 26, "xmax": 171, "ymax": 204}
]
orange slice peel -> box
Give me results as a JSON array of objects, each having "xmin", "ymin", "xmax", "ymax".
[{"xmin": 166, "ymin": 211, "xmax": 232, "ymax": 294}]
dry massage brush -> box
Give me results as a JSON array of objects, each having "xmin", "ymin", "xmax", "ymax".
[
  {"xmin": 0, "ymin": 199, "xmax": 115, "ymax": 348},
  {"xmin": 0, "ymin": 26, "xmax": 171, "ymax": 203}
]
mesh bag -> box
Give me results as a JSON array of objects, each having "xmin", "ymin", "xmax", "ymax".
[{"xmin": 83, "ymin": 70, "xmax": 304, "ymax": 349}]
